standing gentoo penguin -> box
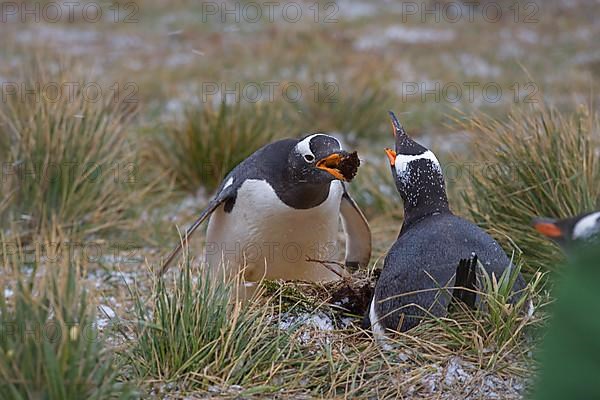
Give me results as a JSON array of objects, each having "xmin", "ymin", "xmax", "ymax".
[
  {"xmin": 159, "ymin": 133, "xmax": 371, "ymax": 283},
  {"xmin": 365, "ymin": 112, "xmax": 525, "ymax": 335},
  {"xmin": 532, "ymin": 211, "xmax": 600, "ymax": 247}
]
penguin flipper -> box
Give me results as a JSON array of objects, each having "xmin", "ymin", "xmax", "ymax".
[
  {"xmin": 158, "ymin": 183, "xmax": 237, "ymax": 276},
  {"xmin": 462, "ymin": 255, "xmax": 478, "ymax": 309},
  {"xmin": 340, "ymin": 184, "xmax": 372, "ymax": 270},
  {"xmin": 450, "ymin": 255, "xmax": 478, "ymax": 310}
]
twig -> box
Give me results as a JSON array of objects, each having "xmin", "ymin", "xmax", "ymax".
[{"xmin": 305, "ymin": 256, "xmax": 347, "ymax": 278}]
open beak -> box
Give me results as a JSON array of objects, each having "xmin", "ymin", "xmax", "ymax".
[
  {"xmin": 384, "ymin": 148, "xmax": 396, "ymax": 166},
  {"xmin": 532, "ymin": 218, "xmax": 563, "ymax": 239},
  {"xmin": 316, "ymin": 151, "xmax": 360, "ymax": 181},
  {"xmin": 388, "ymin": 111, "xmax": 403, "ymax": 138}
]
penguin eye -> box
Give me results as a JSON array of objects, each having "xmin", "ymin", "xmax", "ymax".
[{"xmin": 304, "ymin": 154, "xmax": 315, "ymax": 163}]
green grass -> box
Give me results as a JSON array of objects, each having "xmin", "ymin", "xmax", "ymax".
[
  {"xmin": 0, "ymin": 64, "xmax": 142, "ymax": 241},
  {"xmin": 145, "ymin": 100, "xmax": 288, "ymax": 194},
  {"xmin": 459, "ymin": 105, "xmax": 600, "ymax": 273},
  {"xmin": 476, "ymin": 256, "xmax": 545, "ymax": 350},
  {"xmin": 3, "ymin": 3, "xmax": 597, "ymax": 397},
  {"xmin": 271, "ymin": 269, "xmax": 545, "ymax": 398},
  {"xmin": 125, "ymin": 259, "xmax": 296, "ymax": 392},
  {"xmin": 0, "ymin": 236, "xmax": 135, "ymax": 400}
]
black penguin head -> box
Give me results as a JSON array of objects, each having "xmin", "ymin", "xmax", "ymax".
[
  {"xmin": 384, "ymin": 111, "xmax": 447, "ymax": 208},
  {"xmin": 532, "ymin": 211, "xmax": 600, "ymax": 248},
  {"xmin": 288, "ymin": 133, "xmax": 360, "ymax": 184}
]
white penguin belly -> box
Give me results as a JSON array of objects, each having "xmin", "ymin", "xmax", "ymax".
[{"xmin": 205, "ymin": 179, "xmax": 345, "ymax": 282}]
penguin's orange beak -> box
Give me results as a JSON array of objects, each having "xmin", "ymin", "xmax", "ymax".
[
  {"xmin": 316, "ymin": 151, "xmax": 360, "ymax": 181},
  {"xmin": 532, "ymin": 219, "xmax": 563, "ymax": 238},
  {"xmin": 384, "ymin": 148, "xmax": 396, "ymax": 166}
]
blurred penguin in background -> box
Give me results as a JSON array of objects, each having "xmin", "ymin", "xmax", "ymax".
[{"xmin": 531, "ymin": 211, "xmax": 600, "ymax": 400}]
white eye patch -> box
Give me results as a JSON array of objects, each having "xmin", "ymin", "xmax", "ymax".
[
  {"xmin": 573, "ymin": 212, "xmax": 600, "ymax": 240},
  {"xmin": 394, "ymin": 150, "xmax": 441, "ymax": 177},
  {"xmin": 295, "ymin": 134, "xmax": 341, "ymax": 159}
]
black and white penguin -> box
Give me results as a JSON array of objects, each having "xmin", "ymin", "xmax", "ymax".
[
  {"xmin": 532, "ymin": 211, "xmax": 600, "ymax": 247},
  {"xmin": 160, "ymin": 133, "xmax": 371, "ymax": 283},
  {"xmin": 365, "ymin": 112, "xmax": 525, "ymax": 335}
]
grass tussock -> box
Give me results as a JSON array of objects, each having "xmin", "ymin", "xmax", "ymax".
[
  {"xmin": 0, "ymin": 63, "xmax": 141, "ymax": 240},
  {"xmin": 298, "ymin": 70, "xmax": 395, "ymax": 143},
  {"xmin": 135, "ymin": 261, "xmax": 541, "ymax": 398},
  {"xmin": 125, "ymin": 259, "xmax": 295, "ymax": 392},
  {"xmin": 146, "ymin": 100, "xmax": 286, "ymax": 194},
  {"xmin": 459, "ymin": 104, "xmax": 600, "ymax": 273},
  {"xmin": 299, "ymin": 262, "xmax": 545, "ymax": 398},
  {"xmin": 0, "ymin": 235, "xmax": 135, "ymax": 399}
]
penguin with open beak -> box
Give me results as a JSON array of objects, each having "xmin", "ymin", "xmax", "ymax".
[
  {"xmin": 159, "ymin": 133, "xmax": 371, "ymax": 284},
  {"xmin": 532, "ymin": 211, "xmax": 600, "ymax": 248},
  {"xmin": 364, "ymin": 112, "xmax": 525, "ymax": 336}
]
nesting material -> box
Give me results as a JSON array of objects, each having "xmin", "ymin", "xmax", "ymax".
[{"xmin": 338, "ymin": 151, "xmax": 361, "ymax": 181}]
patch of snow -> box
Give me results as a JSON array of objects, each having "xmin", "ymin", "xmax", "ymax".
[
  {"xmin": 394, "ymin": 60, "xmax": 419, "ymax": 82},
  {"xmin": 340, "ymin": 317, "xmax": 354, "ymax": 328},
  {"xmin": 337, "ymin": 0, "xmax": 378, "ymax": 20},
  {"xmin": 558, "ymin": 0, "xmax": 578, "ymax": 8},
  {"xmin": 278, "ymin": 312, "xmax": 337, "ymax": 344},
  {"xmin": 573, "ymin": 50, "xmax": 600, "ymax": 65},
  {"xmin": 164, "ymin": 98, "xmax": 186, "ymax": 119},
  {"xmin": 331, "ymin": 292, "xmax": 354, "ymax": 309},
  {"xmin": 16, "ymin": 26, "xmax": 99, "ymax": 45},
  {"xmin": 498, "ymin": 29, "xmax": 525, "ymax": 59},
  {"xmin": 444, "ymin": 357, "xmax": 469, "ymax": 386},
  {"xmin": 566, "ymin": 27, "xmax": 594, "ymax": 42},
  {"xmin": 457, "ymin": 54, "xmax": 501, "ymax": 78},
  {"xmin": 164, "ymin": 52, "xmax": 196, "ymax": 68},
  {"xmin": 355, "ymin": 25, "xmax": 455, "ymax": 50},
  {"xmin": 87, "ymin": 269, "xmax": 106, "ymax": 289},
  {"xmin": 308, "ymin": 314, "xmax": 335, "ymax": 330},
  {"xmin": 421, "ymin": 365, "xmax": 442, "ymax": 393},
  {"xmin": 108, "ymin": 34, "xmax": 147, "ymax": 51},
  {"xmin": 516, "ymin": 29, "xmax": 540, "ymax": 45},
  {"xmin": 96, "ymin": 304, "xmax": 116, "ymax": 329},
  {"xmin": 98, "ymin": 304, "xmax": 116, "ymax": 319}
]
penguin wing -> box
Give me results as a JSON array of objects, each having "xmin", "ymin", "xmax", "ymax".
[
  {"xmin": 450, "ymin": 255, "xmax": 478, "ymax": 310},
  {"xmin": 158, "ymin": 180, "xmax": 238, "ymax": 276},
  {"xmin": 339, "ymin": 184, "xmax": 372, "ymax": 268}
]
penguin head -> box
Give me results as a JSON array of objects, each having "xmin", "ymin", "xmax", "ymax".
[
  {"xmin": 532, "ymin": 211, "xmax": 600, "ymax": 247},
  {"xmin": 290, "ymin": 133, "xmax": 360, "ymax": 184},
  {"xmin": 383, "ymin": 111, "xmax": 446, "ymax": 207}
]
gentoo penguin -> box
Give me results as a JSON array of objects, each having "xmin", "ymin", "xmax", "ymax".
[
  {"xmin": 532, "ymin": 211, "xmax": 600, "ymax": 247},
  {"xmin": 530, "ymin": 230, "xmax": 600, "ymax": 400},
  {"xmin": 365, "ymin": 112, "xmax": 525, "ymax": 335},
  {"xmin": 159, "ymin": 133, "xmax": 371, "ymax": 284}
]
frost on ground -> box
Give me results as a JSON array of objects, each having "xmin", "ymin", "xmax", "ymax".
[
  {"xmin": 412, "ymin": 356, "xmax": 528, "ymax": 400},
  {"xmin": 277, "ymin": 311, "xmax": 354, "ymax": 345},
  {"xmin": 354, "ymin": 25, "xmax": 456, "ymax": 50}
]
